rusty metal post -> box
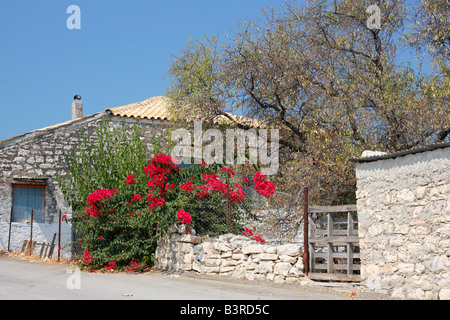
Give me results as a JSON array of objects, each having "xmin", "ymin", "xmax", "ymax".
[
  {"xmin": 48, "ymin": 233, "xmax": 57, "ymax": 259},
  {"xmin": 226, "ymin": 173, "xmax": 231, "ymax": 233},
  {"xmin": 27, "ymin": 209, "xmax": 34, "ymax": 256},
  {"xmin": 303, "ymin": 187, "xmax": 309, "ymax": 276},
  {"xmin": 58, "ymin": 210, "xmax": 61, "ymax": 262},
  {"xmin": 227, "ymin": 202, "xmax": 231, "ymax": 233},
  {"xmin": 7, "ymin": 189, "xmax": 13, "ymax": 251}
]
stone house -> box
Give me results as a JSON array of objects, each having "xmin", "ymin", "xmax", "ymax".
[
  {"xmin": 352, "ymin": 143, "xmax": 450, "ymax": 300},
  {"xmin": 0, "ymin": 95, "xmax": 176, "ymax": 259},
  {"xmin": 0, "ymin": 95, "xmax": 260, "ymax": 260}
]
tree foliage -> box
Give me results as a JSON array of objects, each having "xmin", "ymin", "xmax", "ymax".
[
  {"xmin": 166, "ymin": 0, "xmax": 449, "ymax": 205},
  {"xmin": 406, "ymin": 0, "xmax": 450, "ymax": 68}
]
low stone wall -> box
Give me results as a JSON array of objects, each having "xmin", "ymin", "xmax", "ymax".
[{"xmin": 155, "ymin": 225, "xmax": 305, "ymax": 284}]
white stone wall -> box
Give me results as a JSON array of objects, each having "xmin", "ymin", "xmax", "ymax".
[
  {"xmin": 155, "ymin": 225, "xmax": 305, "ymax": 284},
  {"xmin": 356, "ymin": 146, "xmax": 450, "ymax": 300}
]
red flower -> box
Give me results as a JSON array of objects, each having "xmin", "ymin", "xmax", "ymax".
[
  {"xmin": 128, "ymin": 194, "xmax": 142, "ymax": 206},
  {"xmin": 195, "ymin": 190, "xmax": 211, "ymax": 199},
  {"xmin": 254, "ymin": 171, "xmax": 267, "ymax": 181},
  {"xmin": 61, "ymin": 214, "xmax": 67, "ymax": 221},
  {"xmin": 254, "ymin": 179, "xmax": 275, "ymax": 199},
  {"xmin": 124, "ymin": 261, "xmax": 145, "ymax": 273},
  {"xmin": 252, "ymin": 235, "xmax": 266, "ymax": 244},
  {"xmin": 229, "ymin": 189, "xmax": 245, "ymax": 203},
  {"xmin": 143, "ymin": 154, "xmax": 180, "ymax": 178},
  {"xmin": 201, "ymin": 173, "xmax": 218, "ymax": 181},
  {"xmin": 104, "ymin": 261, "xmax": 117, "ymax": 273},
  {"xmin": 85, "ymin": 188, "xmax": 117, "ymax": 217},
  {"xmin": 165, "ymin": 183, "xmax": 176, "ymax": 191},
  {"xmin": 220, "ymin": 167, "xmax": 235, "ymax": 176},
  {"xmin": 82, "ymin": 249, "xmax": 93, "ymax": 264},
  {"xmin": 242, "ymin": 227, "xmax": 254, "ymax": 237},
  {"xmin": 126, "ymin": 174, "xmax": 136, "ymax": 185},
  {"xmin": 242, "ymin": 227, "xmax": 265, "ymax": 243},
  {"xmin": 147, "ymin": 194, "xmax": 165, "ymax": 212},
  {"xmin": 180, "ymin": 180, "xmax": 195, "ymax": 192},
  {"xmin": 86, "ymin": 189, "xmax": 117, "ymax": 206},
  {"xmin": 243, "ymin": 176, "xmax": 252, "ymax": 186},
  {"xmin": 205, "ymin": 178, "xmax": 228, "ymax": 195},
  {"xmin": 98, "ymin": 236, "xmax": 104, "ymax": 241},
  {"xmin": 157, "ymin": 197, "xmax": 165, "ymax": 206},
  {"xmin": 177, "ymin": 209, "xmax": 192, "ymax": 224},
  {"xmin": 147, "ymin": 174, "xmax": 167, "ymax": 191}
]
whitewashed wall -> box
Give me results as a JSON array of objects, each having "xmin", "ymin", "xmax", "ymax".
[
  {"xmin": 0, "ymin": 221, "xmax": 72, "ymax": 259},
  {"xmin": 355, "ymin": 146, "xmax": 450, "ymax": 300}
]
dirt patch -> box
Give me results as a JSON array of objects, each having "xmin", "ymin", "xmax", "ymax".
[{"xmin": 1, "ymin": 250, "xmax": 70, "ymax": 266}]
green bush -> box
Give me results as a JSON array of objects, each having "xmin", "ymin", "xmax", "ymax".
[{"xmin": 58, "ymin": 120, "xmax": 275, "ymax": 272}]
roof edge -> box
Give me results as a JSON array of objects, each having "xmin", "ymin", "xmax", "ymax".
[
  {"xmin": 0, "ymin": 112, "xmax": 105, "ymax": 148},
  {"xmin": 350, "ymin": 141, "xmax": 450, "ymax": 163}
]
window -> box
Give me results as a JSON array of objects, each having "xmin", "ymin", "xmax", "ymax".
[
  {"xmin": 177, "ymin": 163, "xmax": 196, "ymax": 170},
  {"xmin": 12, "ymin": 184, "xmax": 45, "ymax": 223}
]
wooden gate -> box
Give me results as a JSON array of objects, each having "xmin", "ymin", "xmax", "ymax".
[{"xmin": 303, "ymin": 188, "xmax": 361, "ymax": 282}]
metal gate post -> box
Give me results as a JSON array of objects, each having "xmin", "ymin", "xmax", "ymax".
[
  {"xmin": 58, "ymin": 209, "xmax": 62, "ymax": 262},
  {"xmin": 27, "ymin": 209, "xmax": 34, "ymax": 256},
  {"xmin": 303, "ymin": 187, "xmax": 309, "ymax": 276},
  {"xmin": 7, "ymin": 190, "xmax": 13, "ymax": 252}
]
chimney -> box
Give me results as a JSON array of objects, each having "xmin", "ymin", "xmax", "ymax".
[{"xmin": 72, "ymin": 95, "xmax": 83, "ymax": 120}]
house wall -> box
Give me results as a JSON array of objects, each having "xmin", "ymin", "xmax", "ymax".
[
  {"xmin": 0, "ymin": 114, "xmax": 171, "ymax": 259},
  {"xmin": 355, "ymin": 147, "xmax": 450, "ymax": 300}
]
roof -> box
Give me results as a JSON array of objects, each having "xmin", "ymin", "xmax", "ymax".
[
  {"xmin": 350, "ymin": 141, "xmax": 450, "ymax": 163},
  {"xmin": 0, "ymin": 95, "xmax": 264, "ymax": 147},
  {"xmin": 106, "ymin": 95, "xmax": 261, "ymax": 127},
  {"xmin": 106, "ymin": 96, "xmax": 268, "ymax": 130},
  {"xmin": 0, "ymin": 113, "xmax": 101, "ymax": 147},
  {"xmin": 0, "ymin": 96, "xmax": 172, "ymax": 147},
  {"xmin": 105, "ymin": 96, "xmax": 171, "ymax": 121}
]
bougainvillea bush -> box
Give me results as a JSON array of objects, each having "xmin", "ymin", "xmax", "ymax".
[{"xmin": 65, "ymin": 153, "xmax": 276, "ymax": 272}]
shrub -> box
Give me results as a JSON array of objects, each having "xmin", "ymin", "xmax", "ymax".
[{"xmin": 64, "ymin": 153, "xmax": 276, "ymax": 272}]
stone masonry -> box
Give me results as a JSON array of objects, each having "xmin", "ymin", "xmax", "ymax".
[
  {"xmin": 0, "ymin": 113, "xmax": 170, "ymax": 259},
  {"xmin": 155, "ymin": 224, "xmax": 305, "ymax": 284},
  {"xmin": 355, "ymin": 145, "xmax": 450, "ymax": 300}
]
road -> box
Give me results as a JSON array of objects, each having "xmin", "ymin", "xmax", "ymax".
[{"xmin": 0, "ymin": 252, "xmax": 358, "ymax": 301}]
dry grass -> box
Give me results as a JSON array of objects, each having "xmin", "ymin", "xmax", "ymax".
[{"xmin": 3, "ymin": 250, "xmax": 71, "ymax": 265}]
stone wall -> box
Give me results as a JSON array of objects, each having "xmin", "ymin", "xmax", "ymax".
[
  {"xmin": 355, "ymin": 146, "xmax": 450, "ymax": 300},
  {"xmin": 155, "ymin": 224, "xmax": 305, "ymax": 284},
  {"xmin": 0, "ymin": 114, "xmax": 170, "ymax": 259}
]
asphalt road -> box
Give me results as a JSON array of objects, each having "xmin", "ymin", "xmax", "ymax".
[{"xmin": 0, "ymin": 253, "xmax": 357, "ymax": 301}]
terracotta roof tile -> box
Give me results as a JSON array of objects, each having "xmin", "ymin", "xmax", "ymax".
[
  {"xmin": 106, "ymin": 96, "xmax": 263, "ymax": 127},
  {"xmin": 106, "ymin": 96, "xmax": 172, "ymax": 121}
]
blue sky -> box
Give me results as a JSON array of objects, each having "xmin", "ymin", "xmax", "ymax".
[
  {"xmin": 0, "ymin": 1, "xmax": 428, "ymax": 142},
  {"xmin": 0, "ymin": 0, "xmax": 289, "ymax": 141}
]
